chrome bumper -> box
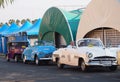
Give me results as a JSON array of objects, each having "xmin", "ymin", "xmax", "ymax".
[
  {"xmin": 39, "ymin": 58, "xmax": 52, "ymax": 60},
  {"xmin": 86, "ymin": 60, "xmax": 117, "ymax": 66}
]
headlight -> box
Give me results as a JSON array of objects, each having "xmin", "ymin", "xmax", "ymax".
[{"xmin": 86, "ymin": 52, "xmax": 93, "ymax": 58}]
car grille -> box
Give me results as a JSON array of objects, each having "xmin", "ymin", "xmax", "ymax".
[
  {"xmin": 94, "ymin": 56, "xmax": 116, "ymax": 61},
  {"xmin": 44, "ymin": 53, "xmax": 52, "ymax": 58}
]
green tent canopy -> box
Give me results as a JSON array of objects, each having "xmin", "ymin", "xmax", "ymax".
[{"xmin": 39, "ymin": 7, "xmax": 83, "ymax": 46}]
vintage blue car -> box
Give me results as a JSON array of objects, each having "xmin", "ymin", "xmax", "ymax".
[{"xmin": 22, "ymin": 41, "xmax": 56, "ymax": 65}]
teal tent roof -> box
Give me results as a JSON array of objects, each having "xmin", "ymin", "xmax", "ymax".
[
  {"xmin": 39, "ymin": 7, "xmax": 83, "ymax": 45},
  {"xmin": 16, "ymin": 21, "xmax": 32, "ymax": 33},
  {"xmin": 27, "ymin": 18, "xmax": 41, "ymax": 35},
  {"xmin": 2, "ymin": 23, "xmax": 20, "ymax": 36},
  {"xmin": 60, "ymin": 9, "xmax": 82, "ymax": 40},
  {"xmin": 0, "ymin": 24, "xmax": 9, "ymax": 33}
]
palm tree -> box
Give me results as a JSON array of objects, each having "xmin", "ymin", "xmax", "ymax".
[
  {"xmin": 32, "ymin": 19, "xmax": 38, "ymax": 24},
  {"xmin": 8, "ymin": 19, "xmax": 15, "ymax": 25},
  {"xmin": 0, "ymin": 22, "xmax": 3, "ymax": 27},
  {"xmin": 0, "ymin": 0, "xmax": 14, "ymax": 8},
  {"xmin": 26, "ymin": 18, "xmax": 31, "ymax": 22},
  {"xmin": 21, "ymin": 19, "xmax": 26, "ymax": 25},
  {"xmin": 5, "ymin": 22, "xmax": 9, "ymax": 26},
  {"xmin": 16, "ymin": 19, "xmax": 20, "ymax": 26}
]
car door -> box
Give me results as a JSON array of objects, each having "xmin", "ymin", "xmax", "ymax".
[
  {"xmin": 60, "ymin": 48, "xmax": 70, "ymax": 65},
  {"xmin": 30, "ymin": 46, "xmax": 37, "ymax": 61},
  {"xmin": 66, "ymin": 48, "xmax": 78, "ymax": 66},
  {"xmin": 24, "ymin": 47, "xmax": 33, "ymax": 60},
  {"xmin": 61, "ymin": 48, "xmax": 74, "ymax": 65}
]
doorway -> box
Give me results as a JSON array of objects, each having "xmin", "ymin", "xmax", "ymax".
[{"xmin": 55, "ymin": 32, "xmax": 66, "ymax": 48}]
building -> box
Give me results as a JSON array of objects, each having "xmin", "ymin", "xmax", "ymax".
[{"xmin": 77, "ymin": 0, "xmax": 120, "ymax": 47}]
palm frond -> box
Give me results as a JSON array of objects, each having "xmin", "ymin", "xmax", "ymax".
[{"xmin": 0, "ymin": 0, "xmax": 14, "ymax": 8}]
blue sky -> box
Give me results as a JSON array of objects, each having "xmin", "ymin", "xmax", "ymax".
[{"xmin": 0, "ymin": 0, "xmax": 91, "ymax": 23}]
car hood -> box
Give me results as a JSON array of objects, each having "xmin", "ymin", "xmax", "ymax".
[
  {"xmin": 77, "ymin": 47, "xmax": 116, "ymax": 58},
  {"xmin": 105, "ymin": 47, "xmax": 120, "ymax": 57},
  {"xmin": 37, "ymin": 46, "xmax": 56, "ymax": 53}
]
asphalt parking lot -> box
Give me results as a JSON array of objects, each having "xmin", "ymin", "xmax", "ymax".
[{"xmin": 0, "ymin": 56, "xmax": 120, "ymax": 82}]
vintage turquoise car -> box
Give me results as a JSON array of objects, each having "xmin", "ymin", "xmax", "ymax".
[{"xmin": 22, "ymin": 41, "xmax": 56, "ymax": 65}]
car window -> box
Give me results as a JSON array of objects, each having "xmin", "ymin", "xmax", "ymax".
[
  {"xmin": 78, "ymin": 39, "xmax": 103, "ymax": 47},
  {"xmin": 34, "ymin": 41, "xmax": 54, "ymax": 46}
]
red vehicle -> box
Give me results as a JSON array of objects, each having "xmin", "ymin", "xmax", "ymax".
[{"xmin": 6, "ymin": 32, "xmax": 29, "ymax": 62}]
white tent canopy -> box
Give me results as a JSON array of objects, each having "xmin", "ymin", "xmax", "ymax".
[{"xmin": 77, "ymin": 0, "xmax": 120, "ymax": 40}]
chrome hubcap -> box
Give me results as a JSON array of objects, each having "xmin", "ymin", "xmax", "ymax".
[
  {"xmin": 23, "ymin": 56, "xmax": 26, "ymax": 63},
  {"xmin": 15, "ymin": 56, "xmax": 17, "ymax": 62},
  {"xmin": 81, "ymin": 62, "xmax": 85, "ymax": 71},
  {"xmin": 57, "ymin": 60, "xmax": 60, "ymax": 67},
  {"xmin": 35, "ymin": 58, "xmax": 39, "ymax": 65},
  {"xmin": 6, "ymin": 55, "xmax": 9, "ymax": 60}
]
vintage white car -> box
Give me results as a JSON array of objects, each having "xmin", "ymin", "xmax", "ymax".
[
  {"xmin": 52, "ymin": 38, "xmax": 117, "ymax": 72},
  {"xmin": 109, "ymin": 47, "xmax": 120, "ymax": 66}
]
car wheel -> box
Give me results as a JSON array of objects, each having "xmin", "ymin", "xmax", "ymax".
[
  {"xmin": 6, "ymin": 55, "xmax": 10, "ymax": 62},
  {"xmin": 109, "ymin": 66, "xmax": 117, "ymax": 71},
  {"xmin": 35, "ymin": 56, "xmax": 40, "ymax": 65},
  {"xmin": 23, "ymin": 55, "xmax": 27, "ymax": 64},
  {"xmin": 80, "ymin": 60, "xmax": 87, "ymax": 72},
  {"xmin": 57, "ymin": 59, "xmax": 64, "ymax": 69},
  {"xmin": 15, "ymin": 55, "xmax": 19, "ymax": 62}
]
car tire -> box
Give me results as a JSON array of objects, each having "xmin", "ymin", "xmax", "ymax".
[
  {"xmin": 35, "ymin": 56, "xmax": 40, "ymax": 65},
  {"xmin": 57, "ymin": 59, "xmax": 64, "ymax": 69},
  {"xmin": 23, "ymin": 55, "xmax": 27, "ymax": 64},
  {"xmin": 15, "ymin": 55, "xmax": 19, "ymax": 62},
  {"xmin": 108, "ymin": 66, "xmax": 117, "ymax": 71},
  {"xmin": 6, "ymin": 55, "xmax": 10, "ymax": 62},
  {"xmin": 80, "ymin": 60, "xmax": 88, "ymax": 72}
]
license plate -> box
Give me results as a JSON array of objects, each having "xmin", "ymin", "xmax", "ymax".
[{"xmin": 101, "ymin": 61, "xmax": 111, "ymax": 66}]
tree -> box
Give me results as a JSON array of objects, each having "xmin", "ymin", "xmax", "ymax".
[
  {"xmin": 0, "ymin": 0, "xmax": 14, "ymax": 8},
  {"xmin": 26, "ymin": 18, "xmax": 31, "ymax": 22},
  {"xmin": 21, "ymin": 19, "xmax": 26, "ymax": 25},
  {"xmin": 16, "ymin": 19, "xmax": 20, "ymax": 26},
  {"xmin": 8, "ymin": 19, "xmax": 15, "ymax": 25},
  {"xmin": 32, "ymin": 19, "xmax": 38, "ymax": 24},
  {"xmin": 0, "ymin": 22, "xmax": 3, "ymax": 27},
  {"xmin": 5, "ymin": 22, "xmax": 9, "ymax": 26}
]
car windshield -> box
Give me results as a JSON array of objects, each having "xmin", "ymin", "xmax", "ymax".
[
  {"xmin": 34, "ymin": 41, "xmax": 54, "ymax": 46},
  {"xmin": 78, "ymin": 39, "xmax": 103, "ymax": 47}
]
